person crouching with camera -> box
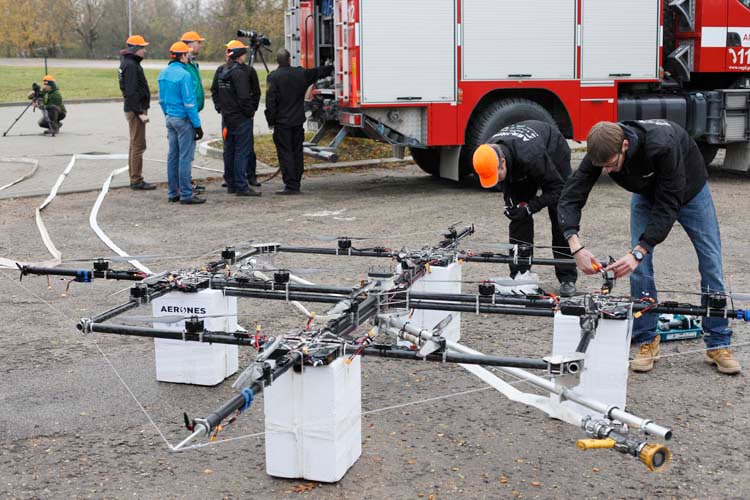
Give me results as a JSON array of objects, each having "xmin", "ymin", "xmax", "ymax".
[{"xmin": 28, "ymin": 75, "xmax": 66, "ymax": 135}]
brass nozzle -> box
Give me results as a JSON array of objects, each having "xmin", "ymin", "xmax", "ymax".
[
  {"xmin": 576, "ymin": 438, "xmax": 616, "ymax": 450},
  {"xmin": 640, "ymin": 443, "xmax": 671, "ymax": 472}
]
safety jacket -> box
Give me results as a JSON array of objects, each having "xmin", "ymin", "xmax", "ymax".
[{"xmin": 157, "ymin": 61, "xmax": 201, "ymax": 128}]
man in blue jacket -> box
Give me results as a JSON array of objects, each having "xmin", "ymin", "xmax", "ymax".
[{"xmin": 158, "ymin": 42, "xmax": 205, "ymax": 205}]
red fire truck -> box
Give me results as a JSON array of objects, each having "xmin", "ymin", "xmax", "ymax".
[{"xmin": 286, "ymin": 0, "xmax": 750, "ymax": 178}]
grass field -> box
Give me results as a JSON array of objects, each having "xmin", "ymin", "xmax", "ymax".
[
  {"xmin": 0, "ymin": 65, "xmax": 268, "ymax": 103},
  {"xmin": 211, "ymin": 130, "xmax": 400, "ymax": 167}
]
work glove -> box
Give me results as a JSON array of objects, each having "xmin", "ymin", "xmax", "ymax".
[
  {"xmin": 194, "ymin": 126, "xmax": 204, "ymax": 141},
  {"xmin": 504, "ymin": 203, "xmax": 533, "ymax": 222}
]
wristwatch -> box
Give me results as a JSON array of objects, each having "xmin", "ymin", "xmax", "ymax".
[{"xmin": 630, "ymin": 248, "xmax": 645, "ymax": 262}]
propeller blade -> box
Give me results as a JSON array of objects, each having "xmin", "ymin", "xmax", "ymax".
[
  {"xmin": 61, "ymin": 254, "xmax": 163, "ymax": 263},
  {"xmin": 473, "ymin": 243, "xmax": 517, "ymax": 251},
  {"xmin": 308, "ymin": 235, "xmax": 373, "ymax": 242}
]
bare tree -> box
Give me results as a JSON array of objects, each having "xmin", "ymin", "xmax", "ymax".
[{"xmin": 73, "ymin": 0, "xmax": 106, "ymax": 58}]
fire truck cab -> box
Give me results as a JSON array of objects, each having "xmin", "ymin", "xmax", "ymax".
[{"xmin": 286, "ymin": 0, "xmax": 750, "ymax": 178}]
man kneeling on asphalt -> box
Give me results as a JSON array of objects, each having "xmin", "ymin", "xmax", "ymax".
[
  {"xmin": 211, "ymin": 40, "xmax": 261, "ymax": 198},
  {"xmin": 29, "ymin": 75, "xmax": 66, "ymax": 135},
  {"xmin": 472, "ymin": 120, "xmax": 578, "ymax": 297},
  {"xmin": 558, "ymin": 119, "xmax": 740, "ymax": 375},
  {"xmin": 158, "ymin": 42, "xmax": 205, "ymax": 205}
]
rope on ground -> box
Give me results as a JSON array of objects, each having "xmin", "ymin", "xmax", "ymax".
[{"xmin": 0, "ymin": 269, "xmax": 173, "ymax": 450}]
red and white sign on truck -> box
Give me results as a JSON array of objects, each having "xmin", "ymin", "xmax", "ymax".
[{"xmin": 287, "ymin": 0, "xmax": 750, "ymax": 177}]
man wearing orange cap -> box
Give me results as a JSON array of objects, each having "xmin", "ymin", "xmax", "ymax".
[
  {"xmin": 28, "ymin": 75, "xmax": 66, "ymax": 134},
  {"xmin": 210, "ymin": 40, "xmax": 262, "ymax": 197},
  {"xmin": 119, "ymin": 35, "xmax": 156, "ymax": 190},
  {"xmin": 181, "ymin": 31, "xmax": 207, "ymax": 194},
  {"xmin": 158, "ymin": 42, "xmax": 204, "ymax": 205},
  {"xmin": 180, "ymin": 31, "xmax": 206, "ymax": 113},
  {"xmin": 473, "ymin": 120, "xmax": 577, "ymax": 297}
]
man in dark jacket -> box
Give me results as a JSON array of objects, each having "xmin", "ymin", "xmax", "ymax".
[
  {"xmin": 211, "ymin": 40, "xmax": 261, "ymax": 197},
  {"xmin": 472, "ymin": 120, "xmax": 577, "ymax": 297},
  {"xmin": 558, "ymin": 119, "xmax": 739, "ymax": 375},
  {"xmin": 265, "ymin": 48, "xmax": 333, "ymax": 194},
  {"xmin": 119, "ymin": 34, "xmax": 155, "ymax": 190}
]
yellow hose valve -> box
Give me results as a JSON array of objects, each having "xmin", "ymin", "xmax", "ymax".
[
  {"xmin": 576, "ymin": 438, "xmax": 616, "ymax": 450},
  {"xmin": 640, "ymin": 443, "xmax": 671, "ymax": 472}
]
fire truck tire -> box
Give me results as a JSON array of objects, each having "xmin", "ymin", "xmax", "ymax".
[
  {"xmin": 460, "ymin": 98, "xmax": 556, "ymax": 177},
  {"xmin": 698, "ymin": 143, "xmax": 719, "ymax": 167},
  {"xmin": 409, "ymin": 147, "xmax": 441, "ymax": 176}
]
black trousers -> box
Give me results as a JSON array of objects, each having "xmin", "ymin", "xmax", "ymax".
[
  {"xmin": 504, "ymin": 183, "xmax": 576, "ymax": 284},
  {"xmin": 273, "ymin": 124, "xmax": 305, "ymax": 191},
  {"xmin": 38, "ymin": 105, "xmax": 65, "ymax": 129}
]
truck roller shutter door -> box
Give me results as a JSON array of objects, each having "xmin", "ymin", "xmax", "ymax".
[
  {"xmin": 360, "ymin": 0, "xmax": 456, "ymax": 104},
  {"xmin": 581, "ymin": 0, "xmax": 660, "ymax": 80},
  {"xmin": 462, "ymin": 0, "xmax": 577, "ymax": 81}
]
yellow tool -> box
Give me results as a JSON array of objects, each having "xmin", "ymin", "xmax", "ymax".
[{"xmin": 576, "ymin": 438, "xmax": 616, "ymax": 450}]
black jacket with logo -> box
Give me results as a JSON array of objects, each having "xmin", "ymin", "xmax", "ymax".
[
  {"xmin": 265, "ymin": 65, "xmax": 333, "ymax": 127},
  {"xmin": 210, "ymin": 62, "xmax": 261, "ymax": 129},
  {"xmin": 558, "ymin": 119, "xmax": 708, "ymax": 252},
  {"xmin": 118, "ymin": 51, "xmax": 150, "ymax": 114},
  {"xmin": 488, "ymin": 120, "xmax": 571, "ymax": 214}
]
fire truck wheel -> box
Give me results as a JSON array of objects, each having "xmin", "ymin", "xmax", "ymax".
[
  {"xmin": 460, "ymin": 98, "xmax": 556, "ymax": 177},
  {"xmin": 698, "ymin": 143, "xmax": 719, "ymax": 167},
  {"xmin": 409, "ymin": 147, "xmax": 441, "ymax": 176}
]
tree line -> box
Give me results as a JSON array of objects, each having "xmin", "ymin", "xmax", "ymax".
[{"xmin": 0, "ymin": 0, "xmax": 284, "ymax": 60}]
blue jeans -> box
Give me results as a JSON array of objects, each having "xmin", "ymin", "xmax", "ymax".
[
  {"xmin": 166, "ymin": 116, "xmax": 195, "ymax": 199},
  {"xmin": 223, "ymin": 118, "xmax": 252, "ymax": 193},
  {"xmin": 630, "ymin": 183, "xmax": 732, "ymax": 348}
]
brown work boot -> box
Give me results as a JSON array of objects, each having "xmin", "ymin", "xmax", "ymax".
[
  {"xmin": 705, "ymin": 348, "xmax": 741, "ymax": 375},
  {"xmin": 631, "ymin": 336, "xmax": 660, "ymax": 372}
]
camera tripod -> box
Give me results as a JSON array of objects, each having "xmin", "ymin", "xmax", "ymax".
[
  {"xmin": 2, "ymin": 97, "xmax": 53, "ymax": 137},
  {"xmin": 249, "ymin": 44, "xmax": 271, "ymax": 72}
]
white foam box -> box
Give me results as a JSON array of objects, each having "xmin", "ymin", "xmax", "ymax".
[
  {"xmin": 551, "ymin": 311, "xmax": 633, "ymax": 419},
  {"xmin": 406, "ymin": 261, "xmax": 462, "ymax": 342},
  {"xmin": 264, "ymin": 355, "xmax": 362, "ymax": 483},
  {"xmin": 151, "ymin": 289, "xmax": 239, "ymax": 386}
]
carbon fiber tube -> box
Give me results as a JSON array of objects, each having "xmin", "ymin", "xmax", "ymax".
[
  {"xmin": 223, "ymin": 288, "xmax": 347, "ymax": 304},
  {"xmin": 408, "ymin": 292, "xmax": 557, "ymax": 308},
  {"xmin": 21, "ymin": 265, "xmax": 144, "ymax": 281},
  {"xmin": 408, "ymin": 299, "xmax": 556, "ymax": 317},
  {"xmin": 353, "ymin": 346, "xmax": 548, "ymax": 370},
  {"xmin": 87, "ymin": 322, "xmax": 258, "ymax": 346},
  {"xmin": 215, "ymin": 277, "xmax": 355, "ymax": 295},
  {"xmin": 203, "ymin": 351, "xmax": 302, "ymax": 431}
]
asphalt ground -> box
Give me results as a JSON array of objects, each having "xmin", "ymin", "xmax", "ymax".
[
  {"xmin": 1, "ymin": 135, "xmax": 749, "ymax": 498},
  {"xmin": 0, "ymin": 100, "xmax": 273, "ymax": 199}
]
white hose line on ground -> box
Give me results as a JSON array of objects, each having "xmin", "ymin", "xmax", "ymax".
[
  {"xmin": 89, "ymin": 166, "xmax": 153, "ymax": 275},
  {"xmin": 1, "ymin": 154, "xmax": 132, "ymax": 269},
  {"xmin": 0, "ymin": 157, "xmax": 39, "ymax": 192}
]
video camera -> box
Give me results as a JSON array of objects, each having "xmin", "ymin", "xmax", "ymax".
[
  {"xmin": 236, "ymin": 30, "xmax": 271, "ymax": 51},
  {"xmin": 30, "ymin": 82, "xmax": 43, "ymax": 102}
]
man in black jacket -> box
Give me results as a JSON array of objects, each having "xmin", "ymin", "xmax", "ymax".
[
  {"xmin": 265, "ymin": 49, "xmax": 333, "ymax": 194},
  {"xmin": 558, "ymin": 119, "xmax": 739, "ymax": 375},
  {"xmin": 211, "ymin": 40, "xmax": 262, "ymax": 197},
  {"xmin": 473, "ymin": 120, "xmax": 577, "ymax": 297},
  {"xmin": 118, "ymin": 35, "xmax": 156, "ymax": 190}
]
